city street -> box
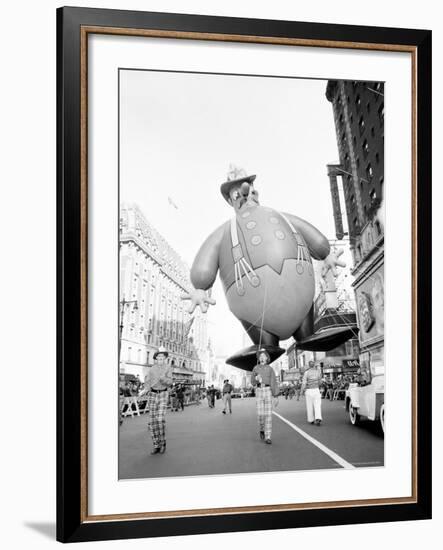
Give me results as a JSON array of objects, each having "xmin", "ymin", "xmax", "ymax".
[{"xmin": 119, "ymin": 397, "xmax": 384, "ymax": 479}]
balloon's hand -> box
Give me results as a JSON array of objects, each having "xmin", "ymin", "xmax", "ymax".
[
  {"xmin": 181, "ymin": 289, "xmax": 216, "ymax": 314},
  {"xmin": 321, "ymin": 248, "xmax": 346, "ymax": 278}
]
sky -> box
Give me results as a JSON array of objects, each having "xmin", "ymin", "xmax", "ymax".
[{"xmin": 120, "ymin": 69, "xmax": 340, "ymax": 356}]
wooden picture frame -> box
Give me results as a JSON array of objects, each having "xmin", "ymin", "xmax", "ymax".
[{"xmin": 57, "ymin": 6, "xmax": 432, "ymax": 543}]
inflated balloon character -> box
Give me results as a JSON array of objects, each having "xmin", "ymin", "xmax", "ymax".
[{"xmin": 182, "ymin": 166, "xmax": 355, "ymax": 369}]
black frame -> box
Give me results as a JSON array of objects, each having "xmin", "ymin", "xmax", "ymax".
[{"xmin": 57, "ymin": 6, "xmax": 432, "ymax": 543}]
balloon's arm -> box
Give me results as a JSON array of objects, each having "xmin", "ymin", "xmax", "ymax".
[
  {"xmin": 282, "ymin": 212, "xmax": 330, "ymax": 260},
  {"xmin": 190, "ymin": 222, "xmax": 226, "ymax": 290}
]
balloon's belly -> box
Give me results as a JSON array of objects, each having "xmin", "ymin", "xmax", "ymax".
[{"xmin": 225, "ymin": 260, "xmax": 315, "ymax": 339}]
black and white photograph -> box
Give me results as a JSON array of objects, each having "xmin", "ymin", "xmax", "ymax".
[{"xmin": 117, "ymin": 70, "xmax": 385, "ymax": 480}]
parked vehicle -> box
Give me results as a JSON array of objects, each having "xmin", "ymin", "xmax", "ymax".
[{"xmin": 345, "ymin": 365, "xmax": 385, "ymax": 434}]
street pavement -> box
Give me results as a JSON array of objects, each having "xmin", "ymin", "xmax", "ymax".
[{"xmin": 119, "ymin": 395, "xmax": 384, "ymax": 480}]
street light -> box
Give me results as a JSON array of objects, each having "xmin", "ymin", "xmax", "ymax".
[{"xmin": 119, "ymin": 297, "xmax": 138, "ymax": 341}]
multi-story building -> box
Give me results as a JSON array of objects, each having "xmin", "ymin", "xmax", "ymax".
[
  {"xmin": 326, "ymin": 80, "xmax": 385, "ymax": 374},
  {"xmin": 119, "ymin": 204, "xmax": 211, "ymax": 386}
]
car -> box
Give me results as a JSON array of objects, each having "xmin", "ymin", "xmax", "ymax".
[{"xmin": 345, "ymin": 367, "xmax": 385, "ymax": 434}]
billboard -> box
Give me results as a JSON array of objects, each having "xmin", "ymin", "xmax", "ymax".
[{"xmin": 355, "ymin": 263, "xmax": 384, "ymax": 345}]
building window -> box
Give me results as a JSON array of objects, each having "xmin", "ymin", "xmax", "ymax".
[
  {"xmin": 366, "ymin": 163, "xmax": 373, "ymax": 180},
  {"xmin": 355, "ymin": 95, "xmax": 361, "ymax": 109},
  {"xmin": 366, "ymin": 102, "xmax": 371, "ymax": 114},
  {"xmin": 358, "ymin": 115, "xmax": 365, "ymax": 135},
  {"xmin": 363, "ymin": 139, "xmax": 369, "ymax": 159},
  {"xmin": 356, "ymin": 156, "xmax": 360, "ymax": 169},
  {"xmin": 378, "ymin": 103, "xmax": 384, "ymax": 125},
  {"xmin": 375, "ymin": 152, "xmax": 380, "ymax": 164},
  {"xmin": 370, "ymin": 189, "xmax": 377, "ymax": 201},
  {"xmin": 371, "ymin": 126, "xmax": 375, "ymax": 138}
]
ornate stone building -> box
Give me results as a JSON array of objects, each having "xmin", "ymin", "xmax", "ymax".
[{"xmin": 119, "ymin": 204, "xmax": 211, "ymax": 385}]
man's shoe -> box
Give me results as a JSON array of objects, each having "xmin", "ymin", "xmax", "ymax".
[
  {"xmin": 260, "ymin": 430, "xmax": 265, "ymax": 440},
  {"xmin": 150, "ymin": 447, "xmax": 161, "ymax": 455},
  {"xmin": 315, "ymin": 419, "xmax": 322, "ymax": 426},
  {"xmin": 222, "ymin": 410, "xmax": 226, "ymax": 414},
  {"xmin": 265, "ymin": 439, "xmax": 272, "ymax": 444},
  {"xmin": 159, "ymin": 443, "xmax": 166, "ymax": 454}
]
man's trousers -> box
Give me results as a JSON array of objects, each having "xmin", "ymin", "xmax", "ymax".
[
  {"xmin": 223, "ymin": 393, "xmax": 232, "ymax": 413},
  {"xmin": 305, "ymin": 388, "xmax": 322, "ymax": 423},
  {"xmin": 255, "ymin": 386, "xmax": 273, "ymax": 438},
  {"xmin": 147, "ymin": 390, "xmax": 169, "ymax": 448}
]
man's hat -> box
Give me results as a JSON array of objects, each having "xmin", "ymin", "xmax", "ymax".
[
  {"xmin": 153, "ymin": 346, "xmax": 169, "ymax": 359},
  {"xmin": 220, "ymin": 165, "xmax": 256, "ymax": 203}
]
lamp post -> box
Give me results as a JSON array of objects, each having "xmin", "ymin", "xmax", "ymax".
[{"xmin": 119, "ymin": 298, "xmax": 138, "ymax": 361}]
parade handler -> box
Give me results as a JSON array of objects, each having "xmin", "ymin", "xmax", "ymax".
[
  {"xmin": 140, "ymin": 346, "xmax": 173, "ymax": 454},
  {"xmin": 301, "ymin": 361, "xmax": 323, "ymax": 425},
  {"xmin": 181, "ymin": 166, "xmax": 351, "ymax": 370},
  {"xmin": 251, "ymin": 349, "xmax": 279, "ymax": 444},
  {"xmin": 222, "ymin": 379, "xmax": 233, "ymax": 414}
]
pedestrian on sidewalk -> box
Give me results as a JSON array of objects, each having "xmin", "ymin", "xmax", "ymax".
[
  {"xmin": 251, "ymin": 348, "xmax": 279, "ymax": 444},
  {"xmin": 301, "ymin": 361, "xmax": 323, "ymax": 426},
  {"xmin": 140, "ymin": 346, "xmax": 173, "ymax": 455},
  {"xmin": 222, "ymin": 379, "xmax": 233, "ymax": 414},
  {"xmin": 176, "ymin": 384, "xmax": 185, "ymax": 411},
  {"xmin": 207, "ymin": 385, "xmax": 216, "ymax": 408}
]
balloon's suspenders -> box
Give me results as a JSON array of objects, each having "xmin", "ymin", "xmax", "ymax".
[
  {"xmin": 279, "ymin": 213, "xmax": 313, "ymax": 275},
  {"xmin": 230, "ymin": 217, "xmax": 260, "ymax": 296},
  {"xmin": 231, "ymin": 212, "xmax": 313, "ymax": 296}
]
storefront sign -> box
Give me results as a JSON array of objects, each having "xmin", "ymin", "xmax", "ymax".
[
  {"xmin": 342, "ymin": 359, "xmax": 360, "ymax": 372},
  {"xmin": 284, "ymin": 369, "xmax": 301, "ymax": 381}
]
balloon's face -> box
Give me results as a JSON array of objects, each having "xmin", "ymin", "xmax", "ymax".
[{"xmin": 229, "ymin": 182, "xmax": 260, "ymax": 212}]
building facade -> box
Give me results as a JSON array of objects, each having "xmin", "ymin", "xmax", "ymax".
[
  {"xmin": 326, "ymin": 80, "xmax": 385, "ymax": 375},
  {"xmin": 119, "ymin": 204, "xmax": 212, "ymax": 385}
]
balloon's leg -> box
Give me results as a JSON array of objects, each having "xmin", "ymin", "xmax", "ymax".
[
  {"xmin": 240, "ymin": 320, "xmax": 279, "ymax": 347},
  {"xmin": 225, "ymin": 321, "xmax": 284, "ymax": 371},
  {"xmin": 293, "ymin": 304, "xmax": 314, "ymax": 341}
]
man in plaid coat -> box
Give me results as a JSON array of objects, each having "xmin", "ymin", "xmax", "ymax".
[
  {"xmin": 141, "ymin": 346, "xmax": 173, "ymax": 455},
  {"xmin": 251, "ymin": 348, "xmax": 279, "ymax": 444}
]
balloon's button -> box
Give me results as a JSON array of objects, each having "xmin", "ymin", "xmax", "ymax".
[{"xmin": 251, "ymin": 276, "xmax": 260, "ymax": 287}]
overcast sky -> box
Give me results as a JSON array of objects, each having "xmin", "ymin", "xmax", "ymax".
[{"xmin": 120, "ymin": 69, "xmax": 340, "ymax": 356}]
